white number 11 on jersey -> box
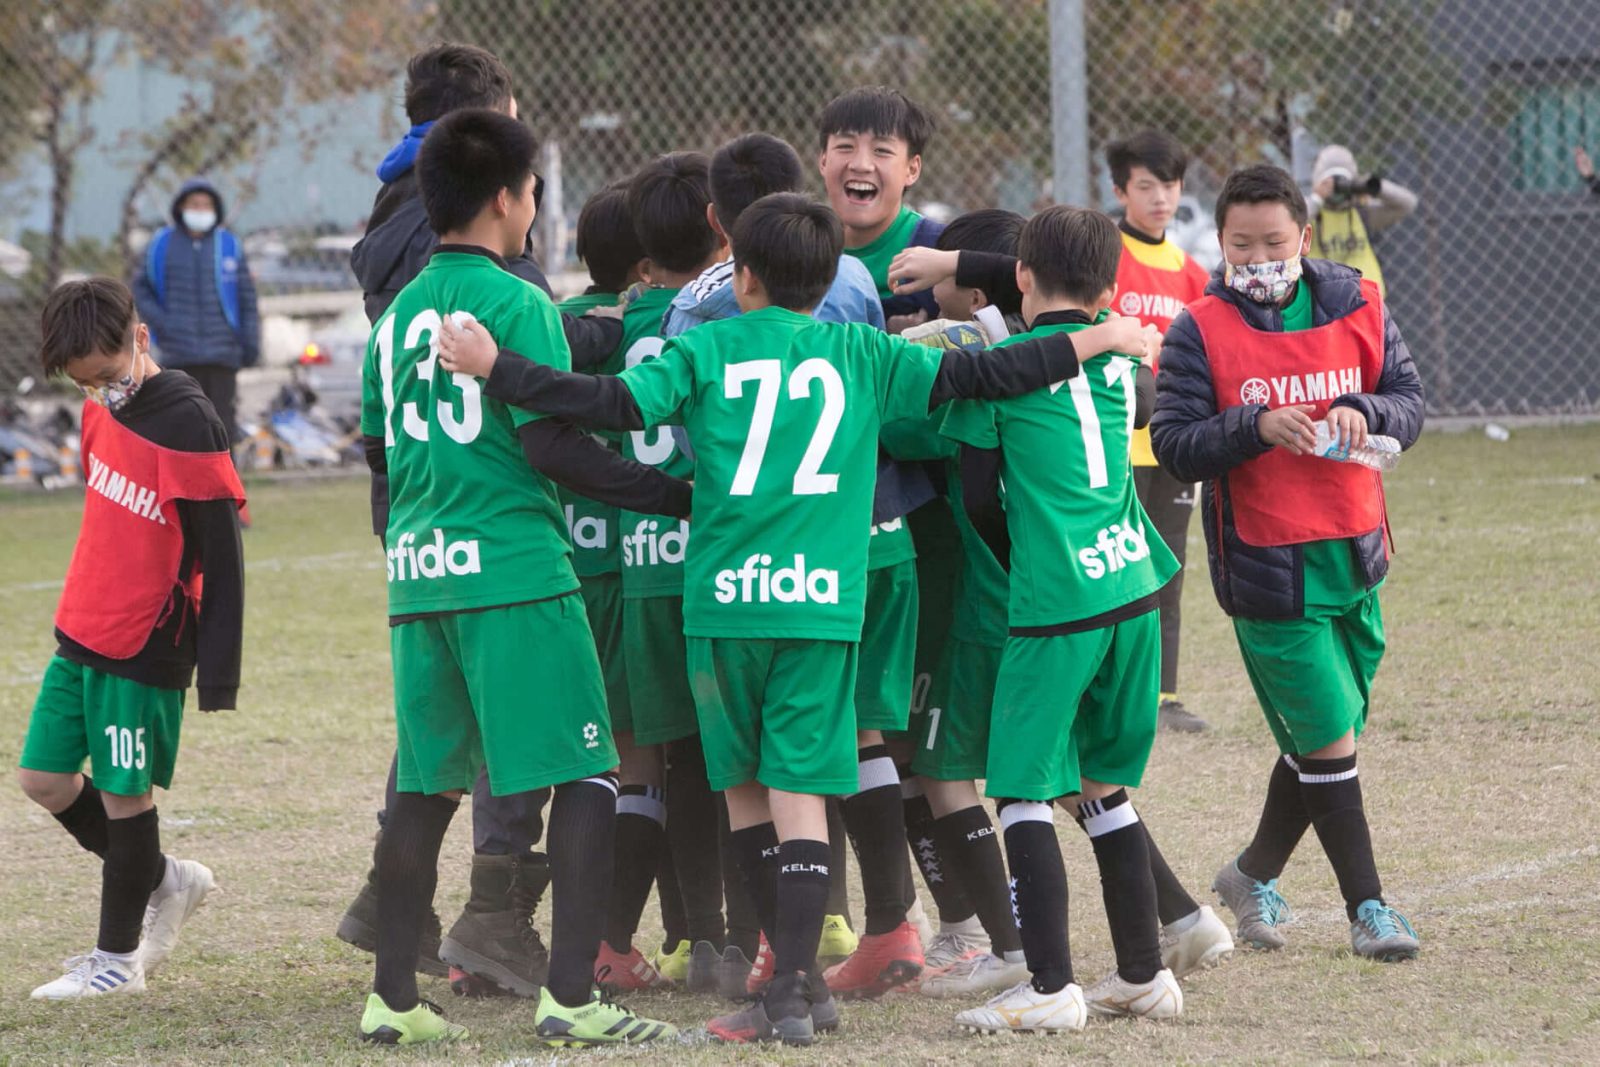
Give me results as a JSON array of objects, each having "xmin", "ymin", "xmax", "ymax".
[{"xmin": 1050, "ymin": 356, "xmax": 1136, "ymax": 489}]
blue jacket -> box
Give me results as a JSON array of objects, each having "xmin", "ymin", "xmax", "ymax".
[
  {"xmin": 132, "ymin": 178, "xmax": 261, "ymax": 370},
  {"xmin": 1150, "ymin": 257, "xmax": 1424, "ymax": 619},
  {"xmin": 662, "ymin": 253, "xmax": 886, "ymax": 337}
]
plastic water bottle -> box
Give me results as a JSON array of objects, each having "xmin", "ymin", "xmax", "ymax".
[{"xmin": 1312, "ymin": 419, "xmax": 1402, "ymax": 471}]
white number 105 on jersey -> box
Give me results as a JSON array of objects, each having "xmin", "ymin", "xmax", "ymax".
[{"xmin": 724, "ymin": 358, "xmax": 845, "ymax": 495}]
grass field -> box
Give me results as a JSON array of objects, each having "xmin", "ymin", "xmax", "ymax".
[{"xmin": 2, "ymin": 424, "xmax": 1598, "ymax": 1065}]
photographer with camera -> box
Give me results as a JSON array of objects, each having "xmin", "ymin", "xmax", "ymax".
[{"xmin": 1308, "ymin": 144, "xmax": 1418, "ymax": 299}]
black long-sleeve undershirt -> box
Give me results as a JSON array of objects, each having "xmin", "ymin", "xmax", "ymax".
[
  {"xmin": 960, "ymin": 443, "xmax": 1010, "ymax": 571},
  {"xmin": 516, "ymin": 420, "xmax": 691, "ymax": 518}
]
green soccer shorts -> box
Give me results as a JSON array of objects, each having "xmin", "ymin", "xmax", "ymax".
[
  {"xmin": 855, "ymin": 560, "xmax": 919, "ymax": 734},
  {"xmin": 686, "ymin": 637, "xmax": 859, "ymax": 795},
  {"xmin": 20, "ymin": 655, "xmax": 185, "ymax": 797},
  {"xmin": 581, "ymin": 573, "xmax": 631, "ymax": 735},
  {"xmin": 622, "ymin": 595, "xmax": 699, "ymax": 746},
  {"xmin": 1233, "ymin": 590, "xmax": 1386, "ymax": 755},
  {"xmin": 390, "ymin": 595, "xmax": 616, "ymax": 797},
  {"xmin": 912, "ymin": 637, "xmax": 1003, "ymax": 782},
  {"xmin": 984, "ymin": 610, "xmax": 1161, "ymax": 801}
]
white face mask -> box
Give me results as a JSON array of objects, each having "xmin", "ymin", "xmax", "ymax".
[{"xmin": 181, "ymin": 208, "xmax": 217, "ymax": 233}]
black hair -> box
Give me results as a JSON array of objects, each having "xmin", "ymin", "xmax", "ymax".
[
  {"xmin": 404, "ymin": 43, "xmax": 515, "ymax": 125},
  {"xmin": 575, "ymin": 180, "xmax": 644, "ymax": 292},
  {"xmin": 1214, "ymin": 163, "xmax": 1309, "ymax": 230},
  {"xmin": 816, "ymin": 86, "xmax": 936, "ymax": 157},
  {"xmin": 415, "ymin": 108, "xmax": 538, "ymax": 236},
  {"xmin": 1106, "ymin": 129, "xmax": 1189, "ymax": 189},
  {"xmin": 936, "ymin": 209, "xmax": 1025, "ymax": 316},
  {"xmin": 627, "ymin": 152, "xmax": 717, "ymax": 274},
  {"xmin": 40, "ymin": 277, "xmax": 137, "ymax": 376},
  {"xmin": 731, "ymin": 193, "xmax": 842, "ymax": 312},
  {"xmin": 1017, "ymin": 206, "xmax": 1121, "ymax": 305},
  {"xmin": 710, "ymin": 133, "xmax": 805, "ymax": 230}
]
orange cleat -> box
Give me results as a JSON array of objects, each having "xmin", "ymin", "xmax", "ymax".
[
  {"xmin": 822, "ymin": 922, "xmax": 924, "ymax": 1000},
  {"xmin": 594, "ymin": 941, "xmax": 667, "ymax": 991}
]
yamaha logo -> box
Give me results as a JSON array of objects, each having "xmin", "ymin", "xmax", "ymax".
[
  {"xmin": 1118, "ymin": 291, "xmax": 1142, "ymax": 316},
  {"xmin": 1240, "ymin": 377, "xmax": 1271, "ymax": 405}
]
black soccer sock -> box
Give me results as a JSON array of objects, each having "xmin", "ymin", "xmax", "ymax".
[
  {"xmin": 904, "ymin": 778, "xmax": 977, "ymax": 925},
  {"xmin": 1238, "ymin": 754, "xmax": 1313, "ymax": 881},
  {"xmin": 934, "ymin": 805, "xmax": 1022, "ymax": 955},
  {"xmin": 656, "ymin": 843, "xmax": 689, "ymax": 952},
  {"xmin": 99, "ymin": 807, "xmax": 164, "ymax": 956},
  {"xmin": 1141, "ymin": 818, "xmax": 1201, "ymax": 926},
  {"xmin": 773, "ymin": 839, "xmax": 831, "ymax": 976},
  {"xmin": 825, "ymin": 796, "xmax": 852, "ymax": 925},
  {"xmin": 999, "ymin": 800, "xmax": 1073, "ymax": 993},
  {"xmin": 53, "ymin": 776, "xmax": 109, "ymax": 859},
  {"xmin": 1076, "ymin": 791, "xmax": 1162, "ymax": 984},
  {"xmin": 606, "ymin": 784, "xmax": 665, "ymax": 951},
  {"xmin": 720, "ymin": 803, "xmax": 762, "ymax": 957},
  {"xmin": 1297, "ymin": 754, "xmax": 1384, "ymax": 920},
  {"xmin": 546, "ymin": 775, "xmax": 619, "ymax": 1007},
  {"xmin": 731, "ymin": 821, "xmax": 781, "ymax": 943},
  {"xmin": 373, "ymin": 792, "xmax": 458, "ymax": 1010},
  {"xmin": 841, "ymin": 745, "xmax": 913, "ymax": 935},
  {"xmin": 665, "ymin": 738, "xmax": 724, "ymax": 948}
]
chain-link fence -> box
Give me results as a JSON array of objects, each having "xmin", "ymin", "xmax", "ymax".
[{"xmin": 3, "ymin": 1, "xmax": 1598, "ymax": 420}]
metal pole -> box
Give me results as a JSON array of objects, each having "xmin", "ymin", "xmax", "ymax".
[{"xmin": 1049, "ymin": 0, "xmax": 1091, "ymax": 206}]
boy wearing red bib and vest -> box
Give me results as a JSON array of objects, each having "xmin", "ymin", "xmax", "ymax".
[
  {"xmin": 1151, "ymin": 165, "xmax": 1424, "ymax": 962},
  {"xmin": 1107, "ymin": 131, "xmax": 1212, "ymax": 734},
  {"xmin": 19, "ymin": 278, "xmax": 245, "ymax": 1000}
]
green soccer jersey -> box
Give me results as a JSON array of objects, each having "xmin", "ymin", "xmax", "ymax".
[
  {"xmin": 556, "ymin": 291, "xmax": 623, "ymax": 578},
  {"xmin": 618, "ymin": 306, "xmax": 944, "ymax": 640},
  {"xmin": 360, "ymin": 250, "xmax": 576, "ymax": 617},
  {"xmin": 945, "ymin": 460, "xmax": 1010, "ymax": 647},
  {"xmin": 846, "ymin": 205, "xmax": 923, "ymax": 300},
  {"xmin": 941, "ymin": 316, "xmax": 1177, "ymax": 628},
  {"xmin": 616, "ymin": 286, "xmax": 693, "ymax": 599}
]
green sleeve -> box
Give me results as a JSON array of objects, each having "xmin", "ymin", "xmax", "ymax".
[
  {"xmin": 360, "ymin": 313, "xmax": 387, "ymax": 440},
  {"xmin": 503, "ymin": 296, "xmax": 574, "ymax": 429},
  {"xmin": 617, "ymin": 336, "xmax": 696, "ymax": 428},
  {"xmin": 880, "ymin": 406, "xmax": 958, "ymax": 461},
  {"xmin": 940, "ymin": 397, "xmax": 1000, "ymax": 450},
  {"xmin": 871, "ymin": 331, "xmax": 945, "ymax": 424}
]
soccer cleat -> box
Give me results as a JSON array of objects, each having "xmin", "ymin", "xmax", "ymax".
[
  {"xmin": 1212, "ymin": 859, "xmax": 1294, "ymax": 949},
  {"xmin": 358, "ymin": 993, "xmax": 467, "ymax": 1045},
  {"xmin": 438, "ymin": 853, "xmax": 550, "ymax": 997},
  {"xmin": 1160, "ymin": 905, "xmax": 1235, "ymax": 979},
  {"xmin": 1158, "ymin": 697, "xmax": 1209, "ymax": 733},
  {"xmin": 955, "ymin": 979, "xmax": 1086, "ymax": 1034},
  {"xmin": 922, "ymin": 915, "xmax": 990, "ymax": 975},
  {"xmin": 823, "ymin": 921, "xmax": 924, "ymax": 999},
  {"xmin": 707, "ymin": 973, "xmax": 817, "ymax": 1046},
  {"xmin": 920, "ymin": 951, "xmax": 1031, "ymax": 999},
  {"xmin": 30, "ymin": 951, "xmax": 145, "ymax": 1000},
  {"xmin": 1084, "ymin": 967, "xmax": 1183, "ymax": 1019},
  {"xmin": 1350, "ymin": 899, "xmax": 1420, "ymax": 962},
  {"xmin": 533, "ymin": 985, "xmax": 676, "ymax": 1047},
  {"xmin": 449, "ymin": 965, "xmax": 510, "ymax": 998},
  {"xmin": 716, "ymin": 944, "xmax": 755, "ymax": 1000},
  {"xmin": 745, "ymin": 935, "xmax": 774, "ymax": 996},
  {"xmin": 595, "ymin": 941, "xmax": 667, "ymax": 991},
  {"xmin": 654, "ymin": 939, "xmax": 692, "ymax": 984},
  {"xmin": 139, "ymin": 857, "xmax": 216, "ymax": 974},
  {"xmin": 906, "ymin": 895, "xmax": 936, "ymax": 949},
  {"xmin": 816, "ymin": 913, "xmax": 858, "ymax": 967},
  {"xmin": 687, "ymin": 940, "xmax": 721, "ymax": 994}
]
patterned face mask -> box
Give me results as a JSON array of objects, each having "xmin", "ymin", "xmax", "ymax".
[
  {"xmin": 79, "ymin": 349, "xmax": 147, "ymax": 412},
  {"xmin": 1224, "ymin": 255, "xmax": 1304, "ymax": 305}
]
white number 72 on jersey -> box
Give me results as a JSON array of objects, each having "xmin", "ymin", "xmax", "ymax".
[{"xmin": 724, "ymin": 358, "xmax": 845, "ymax": 495}]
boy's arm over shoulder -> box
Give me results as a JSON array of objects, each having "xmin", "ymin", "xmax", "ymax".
[
  {"xmin": 1149, "ymin": 308, "xmax": 1271, "ymax": 482},
  {"xmin": 518, "ymin": 420, "xmax": 691, "ymax": 518},
  {"xmin": 1328, "ymin": 304, "xmax": 1425, "ymax": 448},
  {"xmin": 561, "ymin": 312, "xmax": 625, "ymax": 371},
  {"xmin": 959, "ymin": 442, "xmax": 1010, "ymax": 572},
  {"xmin": 616, "ymin": 335, "xmax": 697, "ymax": 429}
]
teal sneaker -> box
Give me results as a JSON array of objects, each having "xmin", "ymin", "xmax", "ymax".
[
  {"xmin": 358, "ymin": 994, "xmax": 467, "ymax": 1045},
  {"xmin": 1212, "ymin": 859, "xmax": 1294, "ymax": 949},
  {"xmin": 1350, "ymin": 900, "xmax": 1419, "ymax": 962},
  {"xmin": 534, "ymin": 986, "xmax": 677, "ymax": 1047}
]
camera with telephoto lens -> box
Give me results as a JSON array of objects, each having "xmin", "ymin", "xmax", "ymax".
[{"xmin": 1330, "ymin": 173, "xmax": 1383, "ymax": 200}]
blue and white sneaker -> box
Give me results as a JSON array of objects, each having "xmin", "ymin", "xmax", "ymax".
[
  {"xmin": 1350, "ymin": 900, "xmax": 1419, "ymax": 962},
  {"xmin": 31, "ymin": 950, "xmax": 146, "ymax": 1000},
  {"xmin": 1212, "ymin": 859, "xmax": 1294, "ymax": 949}
]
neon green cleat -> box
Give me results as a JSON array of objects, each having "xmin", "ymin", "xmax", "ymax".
[
  {"xmin": 817, "ymin": 914, "xmax": 858, "ymax": 967},
  {"xmin": 534, "ymin": 986, "xmax": 677, "ymax": 1047},
  {"xmin": 653, "ymin": 939, "xmax": 692, "ymax": 983},
  {"xmin": 358, "ymin": 993, "xmax": 468, "ymax": 1045}
]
